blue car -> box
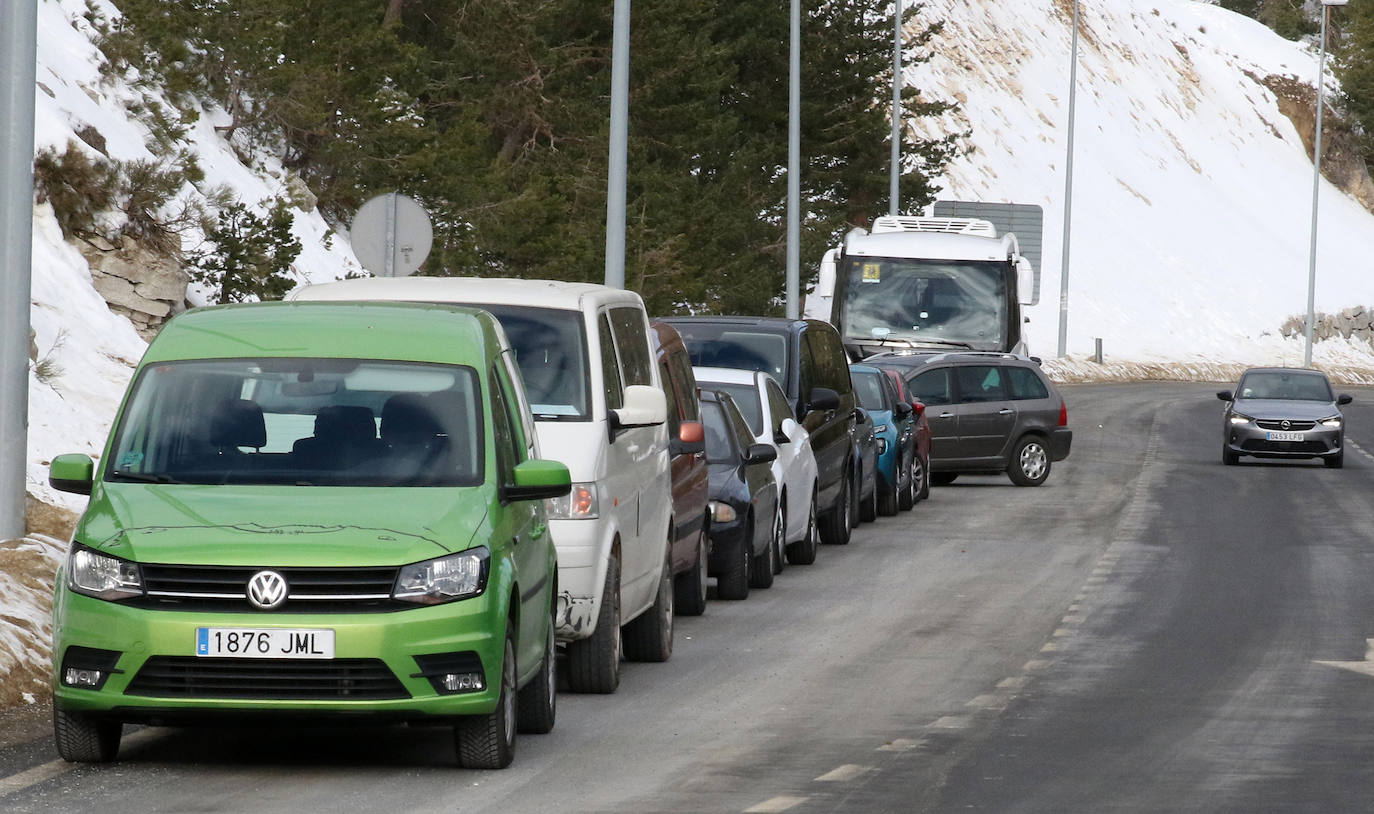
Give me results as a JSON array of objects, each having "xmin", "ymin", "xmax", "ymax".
[{"xmin": 850, "ymin": 364, "xmax": 915, "ymax": 517}]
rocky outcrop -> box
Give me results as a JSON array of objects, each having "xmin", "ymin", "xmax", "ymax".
[
  {"xmin": 78, "ymin": 240, "xmax": 188, "ymax": 341},
  {"xmin": 1281, "ymin": 306, "xmax": 1374, "ymax": 344},
  {"xmin": 1261, "ymin": 74, "xmax": 1374, "ymax": 215}
]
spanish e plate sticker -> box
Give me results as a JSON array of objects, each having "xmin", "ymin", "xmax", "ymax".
[{"xmin": 861, "ymin": 263, "xmax": 882, "ymax": 283}]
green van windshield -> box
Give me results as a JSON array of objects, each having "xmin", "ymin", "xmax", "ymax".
[{"xmin": 106, "ymin": 358, "xmax": 483, "ymax": 487}]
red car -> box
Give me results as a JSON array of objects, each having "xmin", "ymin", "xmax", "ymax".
[{"xmin": 877, "ymin": 366, "xmax": 932, "ymax": 506}]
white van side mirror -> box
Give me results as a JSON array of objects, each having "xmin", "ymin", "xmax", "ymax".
[{"xmin": 611, "ymin": 384, "xmax": 667, "ymax": 430}]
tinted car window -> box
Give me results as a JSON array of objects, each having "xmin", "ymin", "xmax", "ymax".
[
  {"xmin": 599, "ymin": 315, "xmax": 623, "ymax": 410},
  {"xmin": 669, "ymin": 349, "xmax": 700, "ymax": 422},
  {"xmin": 852, "ymin": 371, "xmax": 887, "ymax": 411},
  {"xmin": 909, "ymin": 368, "xmax": 952, "ymax": 406},
  {"xmin": 475, "ymin": 305, "xmax": 589, "ymax": 420},
  {"xmin": 609, "ymin": 307, "xmax": 654, "ymax": 387},
  {"xmin": 659, "ymin": 361, "xmax": 682, "ymax": 436},
  {"xmin": 766, "ymin": 379, "xmax": 791, "ymax": 433},
  {"xmin": 955, "ymin": 365, "xmax": 1007, "ymax": 403},
  {"xmin": 702, "ymin": 400, "xmax": 735, "ymax": 464},
  {"xmin": 1006, "ymin": 366, "xmax": 1049, "ymax": 400},
  {"xmin": 815, "ymin": 329, "xmax": 850, "ymax": 393},
  {"xmin": 708, "ymin": 383, "xmax": 764, "ymax": 435}
]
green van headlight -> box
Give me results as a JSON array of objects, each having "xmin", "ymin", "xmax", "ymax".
[
  {"xmin": 394, "ymin": 548, "xmax": 489, "ymax": 605},
  {"xmin": 69, "ymin": 546, "xmax": 143, "ymax": 601}
]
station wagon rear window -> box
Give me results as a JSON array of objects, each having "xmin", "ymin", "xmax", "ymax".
[{"xmin": 106, "ymin": 359, "xmax": 483, "ymax": 487}]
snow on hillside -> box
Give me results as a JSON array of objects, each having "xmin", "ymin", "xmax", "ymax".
[{"xmin": 909, "ymin": 0, "xmax": 1374, "ymax": 371}]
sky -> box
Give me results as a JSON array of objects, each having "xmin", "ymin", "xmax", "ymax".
[{"xmin": 6, "ymin": 0, "xmax": 1374, "ymax": 689}]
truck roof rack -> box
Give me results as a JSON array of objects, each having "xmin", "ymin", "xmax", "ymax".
[{"xmin": 870, "ymin": 216, "xmax": 997, "ymax": 237}]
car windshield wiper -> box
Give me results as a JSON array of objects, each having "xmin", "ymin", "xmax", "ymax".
[
  {"xmin": 903, "ymin": 338, "xmax": 973, "ymax": 350},
  {"xmin": 108, "ymin": 471, "xmax": 185, "ymax": 485}
]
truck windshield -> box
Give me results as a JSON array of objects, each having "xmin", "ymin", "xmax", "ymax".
[
  {"xmin": 105, "ymin": 358, "xmax": 483, "ymax": 487},
  {"xmin": 840, "ymin": 258, "xmax": 1007, "ymax": 349}
]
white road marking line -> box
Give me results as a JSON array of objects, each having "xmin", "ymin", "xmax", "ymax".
[
  {"xmin": 1053, "ymin": 627, "xmax": 1072, "ymax": 638},
  {"xmin": 814, "ymin": 764, "xmax": 875, "ymax": 782},
  {"xmin": 876, "ymin": 738, "xmax": 921, "ymax": 752},
  {"xmin": 0, "ymin": 727, "xmax": 161, "ymax": 798},
  {"xmin": 966, "ymin": 694, "xmax": 1006, "ymax": 709},
  {"xmin": 0, "ymin": 761, "xmax": 70, "ymax": 797},
  {"xmin": 1023, "ymin": 659, "xmax": 1051, "ymax": 671},
  {"xmin": 996, "ymin": 676, "xmax": 1030, "ymax": 690},
  {"xmin": 930, "ymin": 715, "xmax": 970, "ymax": 729},
  {"xmin": 1040, "ymin": 642, "xmax": 1061, "ymax": 652},
  {"xmin": 745, "ymin": 796, "xmax": 809, "ymax": 812}
]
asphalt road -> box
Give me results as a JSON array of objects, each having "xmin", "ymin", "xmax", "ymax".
[{"xmin": 4, "ymin": 382, "xmax": 1374, "ymax": 813}]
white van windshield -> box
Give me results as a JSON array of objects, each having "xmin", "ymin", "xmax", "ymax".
[
  {"xmin": 841, "ymin": 258, "xmax": 1007, "ymax": 348},
  {"xmin": 106, "ymin": 359, "xmax": 483, "ymax": 487}
]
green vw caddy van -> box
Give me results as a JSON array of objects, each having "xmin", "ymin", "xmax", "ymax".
[{"xmin": 47, "ymin": 301, "xmax": 570, "ymax": 770}]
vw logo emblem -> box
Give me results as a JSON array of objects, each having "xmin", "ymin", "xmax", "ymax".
[
  {"xmin": 246, "ymin": 571, "xmax": 289, "ymax": 610},
  {"xmin": 1281, "ymin": 420, "xmax": 1292, "ymax": 430}
]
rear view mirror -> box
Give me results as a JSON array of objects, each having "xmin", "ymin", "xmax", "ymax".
[
  {"xmin": 506, "ymin": 459, "xmax": 572, "ymax": 502},
  {"xmin": 808, "ymin": 387, "xmax": 840, "ymax": 412},
  {"xmin": 745, "ymin": 443, "xmax": 777, "ymax": 465},
  {"xmin": 1338, "ymin": 394, "xmax": 1354, "ymax": 405},
  {"xmin": 853, "ymin": 407, "xmax": 868, "ymax": 424},
  {"xmin": 911, "ymin": 400, "xmax": 926, "ymax": 417},
  {"xmin": 671, "ymin": 420, "xmax": 706, "ymax": 455},
  {"xmin": 1216, "ymin": 390, "xmax": 1233, "ymax": 402},
  {"xmin": 50, "ymin": 453, "xmax": 95, "ymax": 496},
  {"xmin": 776, "ymin": 417, "xmax": 800, "ymax": 444},
  {"xmin": 611, "ymin": 385, "xmax": 668, "ymax": 431},
  {"xmin": 894, "ymin": 401, "xmax": 913, "ymax": 419}
]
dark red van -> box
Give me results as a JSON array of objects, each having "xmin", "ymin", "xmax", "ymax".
[{"xmin": 651, "ymin": 321, "xmax": 710, "ymax": 615}]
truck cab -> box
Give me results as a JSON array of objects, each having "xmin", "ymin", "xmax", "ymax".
[{"xmin": 804, "ymin": 216, "xmax": 1040, "ymax": 360}]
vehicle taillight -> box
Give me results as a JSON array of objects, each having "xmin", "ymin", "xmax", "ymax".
[{"xmin": 1058, "ymin": 400, "xmax": 1068, "ymax": 427}]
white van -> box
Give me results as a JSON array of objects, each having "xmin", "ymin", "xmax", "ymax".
[{"xmin": 293, "ymin": 278, "xmax": 673, "ymax": 693}]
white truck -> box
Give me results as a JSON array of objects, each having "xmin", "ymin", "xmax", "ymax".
[{"xmin": 804, "ymin": 213, "xmax": 1041, "ymax": 360}]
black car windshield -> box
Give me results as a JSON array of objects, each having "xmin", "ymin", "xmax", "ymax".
[
  {"xmin": 701, "ymin": 382, "xmax": 763, "ymax": 435},
  {"xmin": 851, "ymin": 370, "xmax": 887, "ymax": 412},
  {"xmin": 106, "ymin": 358, "xmax": 483, "ymax": 487},
  {"xmin": 841, "ymin": 258, "xmax": 1007, "ymax": 348},
  {"xmin": 701, "ymin": 401, "xmax": 736, "ymax": 464},
  {"xmin": 461, "ymin": 304, "xmax": 591, "ymax": 421},
  {"xmin": 1238, "ymin": 371, "xmax": 1334, "ymax": 401},
  {"xmin": 673, "ymin": 324, "xmax": 790, "ymax": 387}
]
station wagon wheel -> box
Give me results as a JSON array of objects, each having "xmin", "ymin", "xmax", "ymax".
[
  {"xmin": 917, "ymin": 455, "xmax": 931, "ymax": 501},
  {"xmin": 819, "ymin": 470, "xmax": 852, "ymax": 546},
  {"xmin": 1008, "ymin": 436, "xmax": 1050, "ymax": 487},
  {"xmin": 717, "ymin": 514, "xmax": 752, "ymax": 600},
  {"xmin": 456, "ymin": 623, "xmax": 516, "ymax": 769},
  {"xmin": 898, "ymin": 458, "xmax": 915, "ymax": 511},
  {"xmin": 772, "ymin": 499, "xmax": 786, "ymax": 575},
  {"xmin": 624, "ymin": 545, "xmax": 674, "ymax": 662},
  {"xmin": 786, "ymin": 489, "xmax": 820, "ymax": 565},
  {"xmin": 750, "ymin": 507, "xmax": 778, "ymax": 589},
  {"xmin": 675, "ymin": 523, "xmax": 710, "ymax": 616},
  {"xmin": 53, "ymin": 706, "xmax": 121, "ymax": 763}
]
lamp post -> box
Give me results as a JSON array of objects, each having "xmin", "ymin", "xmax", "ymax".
[
  {"xmin": 1056, "ymin": 0, "xmax": 1078, "ymax": 359},
  {"xmin": 786, "ymin": 0, "xmax": 801, "ymax": 319},
  {"xmin": 890, "ymin": 0, "xmax": 903, "ymax": 217},
  {"xmin": 604, "ymin": 0, "xmax": 630, "ymax": 289},
  {"xmin": 0, "ymin": 0, "xmax": 36, "ymax": 540},
  {"xmin": 1304, "ymin": 0, "xmax": 1347, "ymax": 367}
]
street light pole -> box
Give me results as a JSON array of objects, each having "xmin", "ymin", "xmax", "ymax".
[
  {"xmin": 604, "ymin": 0, "xmax": 630, "ymax": 289},
  {"xmin": 1056, "ymin": 0, "xmax": 1078, "ymax": 359},
  {"xmin": 1304, "ymin": 0, "xmax": 1347, "ymax": 367},
  {"xmin": 889, "ymin": 0, "xmax": 903, "ymax": 217},
  {"xmin": 0, "ymin": 0, "xmax": 37, "ymax": 540},
  {"xmin": 786, "ymin": 0, "xmax": 801, "ymax": 319}
]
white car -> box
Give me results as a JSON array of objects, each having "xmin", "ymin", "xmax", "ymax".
[
  {"xmin": 693, "ymin": 367, "xmax": 820, "ymax": 567},
  {"xmin": 293, "ymin": 277, "xmax": 674, "ymax": 694}
]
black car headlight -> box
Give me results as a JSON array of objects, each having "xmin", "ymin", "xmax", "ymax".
[
  {"xmin": 394, "ymin": 547, "xmax": 490, "ymax": 605},
  {"xmin": 68, "ymin": 546, "xmax": 143, "ymax": 601}
]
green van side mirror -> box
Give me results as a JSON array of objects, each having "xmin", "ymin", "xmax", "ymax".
[
  {"xmin": 50, "ymin": 453, "xmax": 95, "ymax": 496},
  {"xmin": 506, "ymin": 459, "xmax": 572, "ymax": 502}
]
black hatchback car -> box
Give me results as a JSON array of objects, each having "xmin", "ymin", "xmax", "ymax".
[
  {"xmin": 701, "ymin": 390, "xmax": 780, "ymax": 600},
  {"xmin": 1217, "ymin": 367, "xmax": 1351, "ymax": 468},
  {"xmin": 665, "ymin": 317, "xmax": 859, "ymax": 544},
  {"xmin": 868, "ymin": 350, "xmax": 1071, "ymax": 486}
]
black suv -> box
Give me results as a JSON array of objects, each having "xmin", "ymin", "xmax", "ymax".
[
  {"xmin": 664, "ymin": 317, "xmax": 860, "ymax": 545},
  {"xmin": 867, "ymin": 351, "xmax": 1071, "ymax": 486}
]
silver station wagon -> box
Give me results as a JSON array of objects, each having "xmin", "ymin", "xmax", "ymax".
[{"xmin": 1217, "ymin": 367, "xmax": 1352, "ymax": 468}]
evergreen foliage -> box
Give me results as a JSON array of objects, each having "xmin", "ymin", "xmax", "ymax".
[
  {"xmin": 92, "ymin": 0, "xmax": 959, "ymax": 315},
  {"xmin": 189, "ymin": 200, "xmax": 303, "ymax": 304}
]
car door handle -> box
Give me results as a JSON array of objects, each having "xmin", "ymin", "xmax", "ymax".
[
  {"xmin": 998, "ymin": 408, "xmax": 1014, "ymax": 415},
  {"xmin": 939, "ymin": 412, "xmax": 954, "ymax": 419}
]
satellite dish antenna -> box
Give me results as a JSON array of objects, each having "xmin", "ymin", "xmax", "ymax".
[{"xmin": 350, "ymin": 192, "xmax": 433, "ymax": 277}]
